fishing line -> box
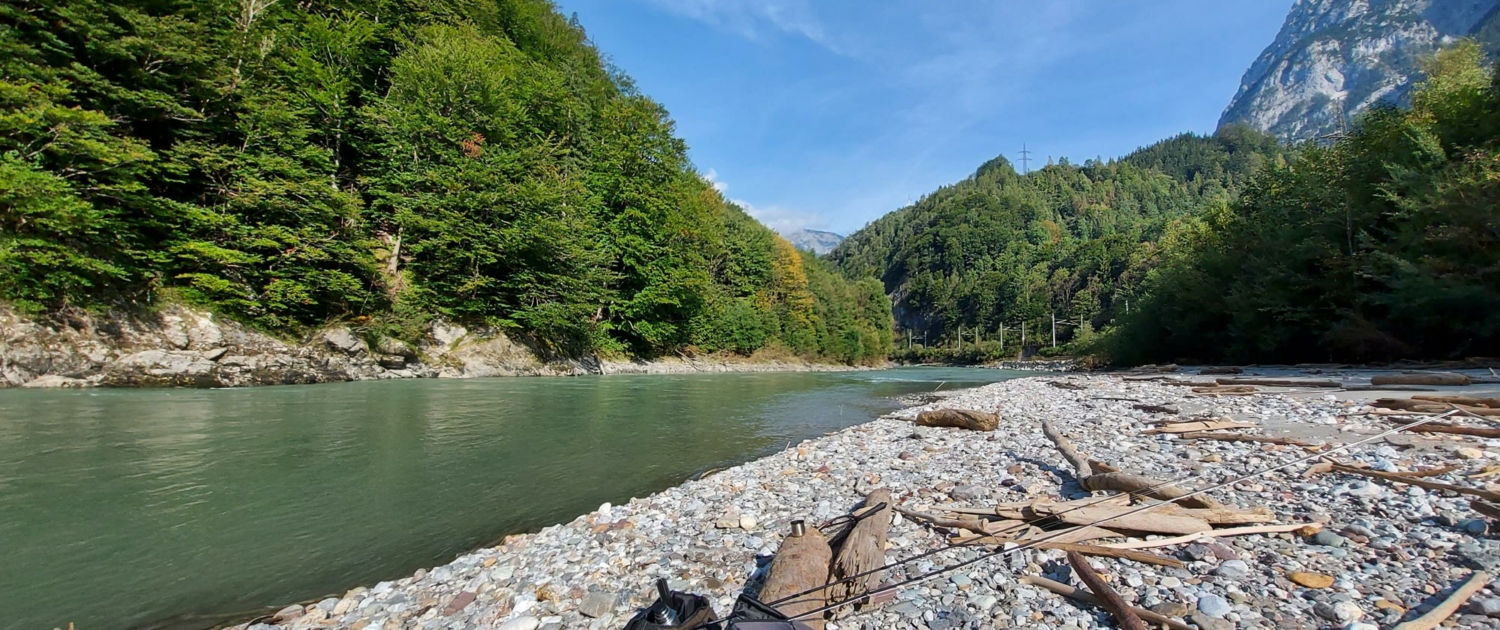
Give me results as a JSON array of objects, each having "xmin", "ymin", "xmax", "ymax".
[{"xmin": 777, "ymin": 410, "xmax": 1458, "ymax": 622}]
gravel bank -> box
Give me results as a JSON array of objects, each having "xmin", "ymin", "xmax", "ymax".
[{"xmin": 233, "ymin": 373, "xmax": 1500, "ymax": 630}]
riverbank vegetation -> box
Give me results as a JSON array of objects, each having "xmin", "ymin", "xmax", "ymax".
[
  {"xmin": 0, "ymin": 0, "xmax": 892, "ymax": 364},
  {"xmin": 836, "ymin": 42, "xmax": 1499, "ymax": 366},
  {"xmin": 1109, "ymin": 42, "xmax": 1500, "ymax": 364}
]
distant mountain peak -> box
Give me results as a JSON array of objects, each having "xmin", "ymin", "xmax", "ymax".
[
  {"xmin": 1220, "ymin": 0, "xmax": 1500, "ymax": 143},
  {"xmin": 781, "ymin": 229, "xmax": 845, "ymax": 255}
]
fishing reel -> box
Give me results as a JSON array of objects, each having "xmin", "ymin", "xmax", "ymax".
[{"xmin": 621, "ymin": 579, "xmax": 817, "ymax": 630}]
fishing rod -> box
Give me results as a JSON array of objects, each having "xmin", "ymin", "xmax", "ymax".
[
  {"xmin": 666, "ymin": 409, "xmax": 1456, "ymax": 629},
  {"xmin": 778, "ymin": 410, "xmax": 1458, "ymax": 622}
]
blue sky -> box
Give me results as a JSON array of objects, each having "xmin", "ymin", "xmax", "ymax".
[{"xmin": 554, "ymin": 0, "xmax": 1296, "ymax": 235}]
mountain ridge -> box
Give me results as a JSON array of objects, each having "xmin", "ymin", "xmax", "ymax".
[
  {"xmin": 1219, "ymin": 0, "xmax": 1500, "ymax": 143},
  {"xmin": 781, "ymin": 229, "xmax": 845, "ymax": 255}
]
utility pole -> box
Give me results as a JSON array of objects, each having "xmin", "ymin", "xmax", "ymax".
[
  {"xmin": 907, "ymin": 330, "xmax": 912, "ymax": 349},
  {"xmin": 1021, "ymin": 322, "xmax": 1026, "ymax": 348},
  {"xmin": 1019, "ymin": 143, "xmax": 1033, "ymax": 175},
  {"xmin": 975, "ymin": 327, "xmax": 980, "ymax": 347},
  {"xmin": 957, "ymin": 325, "xmax": 963, "ymax": 351},
  {"xmin": 1051, "ymin": 312, "xmax": 1057, "ymax": 348},
  {"xmin": 1000, "ymin": 323, "xmax": 1005, "ymax": 350}
]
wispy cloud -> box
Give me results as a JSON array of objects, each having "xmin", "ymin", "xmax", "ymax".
[
  {"xmin": 705, "ymin": 168, "xmax": 826, "ymax": 234},
  {"xmin": 641, "ymin": 0, "xmax": 841, "ymax": 52}
]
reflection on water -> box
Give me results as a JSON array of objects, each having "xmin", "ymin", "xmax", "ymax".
[{"xmin": 0, "ymin": 367, "xmax": 1017, "ymax": 630}]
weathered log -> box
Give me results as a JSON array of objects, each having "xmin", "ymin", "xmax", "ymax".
[
  {"xmin": 1042, "ymin": 420, "xmax": 1093, "ymax": 477},
  {"xmin": 1471, "ymin": 500, "xmax": 1500, "ymax": 520},
  {"xmin": 1017, "ymin": 525, "xmax": 1126, "ymax": 545},
  {"xmin": 1131, "ymin": 403, "xmax": 1180, "ymax": 414},
  {"xmin": 1020, "ymin": 576, "xmax": 1193, "ymax": 630},
  {"xmin": 828, "ymin": 489, "xmax": 892, "ymax": 610},
  {"xmin": 915, "ymin": 409, "xmax": 998, "ymax": 432},
  {"xmin": 1176, "ymin": 431, "xmax": 1319, "ymax": 448},
  {"xmin": 1215, "ymin": 377, "xmax": 1340, "ymax": 388},
  {"xmin": 1382, "ymin": 417, "xmax": 1500, "ymax": 437},
  {"xmin": 1393, "ymin": 571, "xmax": 1490, "ymax": 630},
  {"xmin": 1191, "ymin": 385, "xmax": 1258, "ymax": 395},
  {"xmin": 1143, "ymin": 420, "xmax": 1257, "ymax": 434},
  {"xmin": 1199, "ymin": 366, "xmax": 1243, "ymax": 375},
  {"xmin": 1079, "ymin": 472, "xmax": 1223, "ymax": 509},
  {"xmin": 759, "ymin": 522, "xmax": 833, "ymax": 629},
  {"xmin": 1067, "ymin": 551, "xmax": 1148, "ymax": 630},
  {"xmin": 894, "ymin": 506, "xmax": 1018, "ymax": 536},
  {"xmin": 1030, "ymin": 502, "xmax": 1211, "ymax": 535},
  {"xmin": 1372, "ymin": 373, "xmax": 1472, "ymax": 387},
  {"xmin": 1101, "ymin": 522, "xmax": 1318, "ymax": 550},
  {"xmin": 1331, "ymin": 462, "xmax": 1500, "ymax": 502},
  {"xmin": 1048, "ymin": 380, "xmax": 1088, "ymax": 391},
  {"xmin": 1413, "ymin": 395, "xmax": 1500, "ymax": 409}
]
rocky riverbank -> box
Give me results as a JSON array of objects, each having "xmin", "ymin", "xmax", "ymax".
[
  {"xmin": 0, "ymin": 305, "xmax": 862, "ymax": 388},
  {"xmin": 230, "ymin": 371, "xmax": 1500, "ymax": 630}
]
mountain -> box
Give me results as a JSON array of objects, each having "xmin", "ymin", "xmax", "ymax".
[
  {"xmin": 1220, "ymin": 0, "xmax": 1500, "ymax": 143},
  {"xmin": 827, "ymin": 129, "xmax": 1286, "ymax": 344},
  {"xmin": 781, "ymin": 229, "xmax": 845, "ymax": 255}
]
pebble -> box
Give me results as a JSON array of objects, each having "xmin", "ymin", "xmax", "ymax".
[
  {"xmin": 497, "ymin": 617, "xmax": 540, "ymax": 630},
  {"xmin": 1197, "ymin": 594, "xmax": 1232, "ymax": 618},
  {"xmin": 1211, "ymin": 560, "xmax": 1249, "ymax": 579},
  {"xmin": 1313, "ymin": 531, "xmax": 1348, "ymax": 547}
]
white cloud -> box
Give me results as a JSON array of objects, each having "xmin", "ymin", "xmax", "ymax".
[
  {"xmin": 705, "ymin": 167, "xmax": 826, "ymax": 234},
  {"xmin": 640, "ymin": 0, "xmax": 845, "ymax": 53},
  {"xmin": 701, "ymin": 168, "xmax": 729, "ymax": 193}
]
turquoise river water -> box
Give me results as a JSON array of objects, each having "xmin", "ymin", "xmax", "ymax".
[{"xmin": 0, "ymin": 367, "xmax": 1020, "ymax": 630}]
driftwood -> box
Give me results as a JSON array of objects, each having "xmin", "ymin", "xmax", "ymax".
[
  {"xmin": 1048, "ymin": 380, "xmax": 1088, "ymax": 391},
  {"xmin": 1176, "ymin": 431, "xmax": 1319, "ymax": 448},
  {"xmin": 894, "ymin": 507, "xmax": 1021, "ymax": 536},
  {"xmin": 1020, "ymin": 576, "xmax": 1193, "ymax": 630},
  {"xmin": 1392, "ymin": 571, "xmax": 1491, "ymax": 630},
  {"xmin": 915, "ymin": 409, "xmax": 998, "ymax": 432},
  {"xmin": 1191, "ymin": 385, "xmax": 1259, "ymax": 395},
  {"xmin": 1374, "ymin": 398, "xmax": 1500, "ymax": 417},
  {"xmin": 1030, "ymin": 502, "xmax": 1211, "ymax": 535},
  {"xmin": 1472, "ymin": 500, "xmax": 1500, "ymax": 519},
  {"xmin": 1413, "ymin": 395, "xmax": 1500, "ymax": 409},
  {"xmin": 828, "ymin": 489, "xmax": 892, "ymax": 610},
  {"xmin": 758, "ymin": 523, "xmax": 833, "ymax": 629},
  {"xmin": 1144, "ymin": 420, "xmax": 1257, "ymax": 434},
  {"xmin": 1216, "ymin": 377, "xmax": 1340, "ymax": 388},
  {"xmin": 1101, "ymin": 522, "xmax": 1317, "ymax": 550},
  {"xmin": 1018, "ymin": 525, "xmax": 1126, "ymax": 545},
  {"xmin": 1372, "ymin": 373, "xmax": 1472, "ymax": 387},
  {"xmin": 1199, "ymin": 366, "xmax": 1243, "ymax": 375},
  {"xmin": 1131, "ymin": 403, "xmax": 1180, "ymax": 414},
  {"xmin": 1331, "ymin": 462, "xmax": 1500, "ymax": 502},
  {"xmin": 1079, "ymin": 472, "xmax": 1224, "ymax": 509},
  {"xmin": 1042, "ymin": 420, "xmax": 1093, "ymax": 477},
  {"xmin": 1382, "ymin": 417, "xmax": 1500, "ymax": 437},
  {"xmin": 1068, "ymin": 551, "xmax": 1148, "ymax": 630}
]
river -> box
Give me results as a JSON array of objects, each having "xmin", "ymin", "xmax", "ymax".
[{"xmin": 0, "ymin": 367, "xmax": 1021, "ymax": 630}]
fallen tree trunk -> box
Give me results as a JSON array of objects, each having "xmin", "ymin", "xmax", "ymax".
[
  {"xmin": 1079, "ymin": 472, "xmax": 1224, "ymax": 509},
  {"xmin": 1067, "ymin": 551, "xmax": 1148, "ymax": 630},
  {"xmin": 1199, "ymin": 366, "xmax": 1243, "ymax": 375},
  {"xmin": 1471, "ymin": 500, "xmax": 1500, "ymax": 520},
  {"xmin": 1131, "ymin": 404, "xmax": 1180, "ymax": 414},
  {"xmin": 915, "ymin": 409, "xmax": 998, "ymax": 432},
  {"xmin": 1020, "ymin": 576, "xmax": 1192, "ymax": 630},
  {"xmin": 1372, "ymin": 373, "xmax": 1472, "ymax": 387},
  {"xmin": 759, "ymin": 522, "xmax": 833, "ymax": 629},
  {"xmin": 1413, "ymin": 395, "xmax": 1500, "ymax": 409},
  {"xmin": 828, "ymin": 489, "xmax": 892, "ymax": 611},
  {"xmin": 1191, "ymin": 385, "xmax": 1258, "ymax": 395},
  {"xmin": 1216, "ymin": 378, "xmax": 1340, "ymax": 388},
  {"xmin": 1331, "ymin": 462, "xmax": 1500, "ymax": 502}
]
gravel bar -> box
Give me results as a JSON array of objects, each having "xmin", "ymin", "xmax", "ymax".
[{"xmin": 231, "ymin": 374, "xmax": 1500, "ymax": 630}]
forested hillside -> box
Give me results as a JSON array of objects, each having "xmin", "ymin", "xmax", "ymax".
[
  {"xmin": 0, "ymin": 0, "xmax": 891, "ymax": 364},
  {"xmin": 1113, "ymin": 42, "xmax": 1500, "ymax": 364},
  {"xmin": 829, "ymin": 127, "xmax": 1285, "ymax": 352}
]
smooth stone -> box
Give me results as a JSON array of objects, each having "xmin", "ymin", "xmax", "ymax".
[
  {"xmin": 1212, "ymin": 560, "xmax": 1249, "ymax": 579},
  {"xmin": 1197, "ymin": 594, "xmax": 1232, "ymax": 618},
  {"xmin": 1188, "ymin": 612, "xmax": 1234, "ymax": 630},
  {"xmin": 578, "ymin": 592, "xmax": 616, "ymax": 618},
  {"xmin": 1149, "ymin": 602, "xmax": 1191, "ymax": 618},
  {"xmin": 497, "ymin": 617, "xmax": 540, "ymax": 630},
  {"xmin": 1462, "ymin": 519, "xmax": 1489, "ymax": 536},
  {"xmin": 1313, "ymin": 531, "xmax": 1348, "ymax": 547}
]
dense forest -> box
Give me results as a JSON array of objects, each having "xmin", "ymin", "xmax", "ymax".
[
  {"xmin": 829, "ymin": 126, "xmax": 1286, "ymax": 358},
  {"xmin": 1111, "ymin": 42, "xmax": 1500, "ymax": 364},
  {"xmin": 0, "ymin": 0, "xmax": 892, "ymax": 364}
]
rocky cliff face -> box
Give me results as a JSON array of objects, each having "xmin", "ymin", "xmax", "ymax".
[
  {"xmin": 1220, "ymin": 0, "xmax": 1500, "ymax": 143},
  {"xmin": 0, "ymin": 305, "xmax": 595, "ymax": 388},
  {"xmin": 781, "ymin": 229, "xmax": 845, "ymax": 255}
]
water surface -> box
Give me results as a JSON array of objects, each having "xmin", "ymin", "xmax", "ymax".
[{"xmin": 0, "ymin": 367, "xmax": 1016, "ymax": 630}]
